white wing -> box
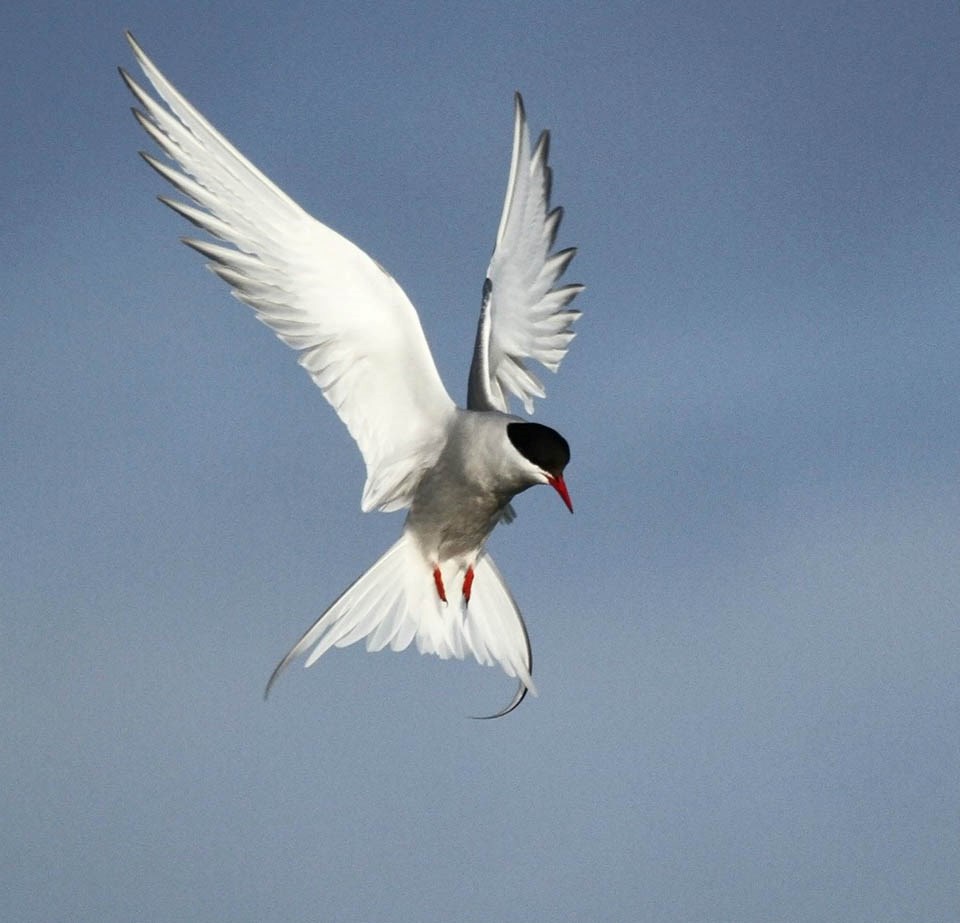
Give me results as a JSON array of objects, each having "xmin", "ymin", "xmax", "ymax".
[
  {"xmin": 467, "ymin": 93, "xmax": 583, "ymax": 415},
  {"xmin": 121, "ymin": 33, "xmax": 455, "ymax": 512}
]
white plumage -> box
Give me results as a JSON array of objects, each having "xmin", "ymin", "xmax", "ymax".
[{"xmin": 121, "ymin": 32, "xmax": 582, "ymax": 716}]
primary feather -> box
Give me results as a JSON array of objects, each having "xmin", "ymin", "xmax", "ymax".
[
  {"xmin": 120, "ymin": 33, "xmax": 455, "ymax": 513},
  {"xmin": 467, "ymin": 93, "xmax": 583, "ymax": 415}
]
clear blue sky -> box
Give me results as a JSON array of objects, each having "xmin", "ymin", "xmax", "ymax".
[{"xmin": 3, "ymin": 2, "xmax": 959, "ymax": 920}]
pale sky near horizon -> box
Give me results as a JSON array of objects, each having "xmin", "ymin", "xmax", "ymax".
[{"xmin": 3, "ymin": 2, "xmax": 960, "ymax": 920}]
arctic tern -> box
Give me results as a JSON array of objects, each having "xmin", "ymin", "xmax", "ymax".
[{"xmin": 120, "ymin": 33, "xmax": 583, "ymax": 717}]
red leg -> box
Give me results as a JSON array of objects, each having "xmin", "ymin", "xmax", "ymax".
[
  {"xmin": 432, "ymin": 566, "xmax": 447, "ymax": 603},
  {"xmin": 462, "ymin": 565, "xmax": 475, "ymax": 604}
]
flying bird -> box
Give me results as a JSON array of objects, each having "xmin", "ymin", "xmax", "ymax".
[{"xmin": 120, "ymin": 32, "xmax": 583, "ymax": 717}]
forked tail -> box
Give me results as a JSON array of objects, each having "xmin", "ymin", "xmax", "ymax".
[{"xmin": 264, "ymin": 533, "xmax": 536, "ymax": 717}]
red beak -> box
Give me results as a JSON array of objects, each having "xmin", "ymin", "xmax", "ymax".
[{"xmin": 547, "ymin": 474, "xmax": 573, "ymax": 513}]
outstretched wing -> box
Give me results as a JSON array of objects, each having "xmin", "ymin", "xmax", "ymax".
[
  {"xmin": 121, "ymin": 33, "xmax": 455, "ymax": 512},
  {"xmin": 467, "ymin": 93, "xmax": 583, "ymax": 415}
]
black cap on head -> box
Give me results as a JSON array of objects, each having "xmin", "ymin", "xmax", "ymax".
[{"xmin": 506, "ymin": 422, "xmax": 570, "ymax": 476}]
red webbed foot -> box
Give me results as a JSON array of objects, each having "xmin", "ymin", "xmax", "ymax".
[
  {"xmin": 462, "ymin": 565, "xmax": 475, "ymax": 605},
  {"xmin": 432, "ymin": 566, "xmax": 447, "ymax": 603}
]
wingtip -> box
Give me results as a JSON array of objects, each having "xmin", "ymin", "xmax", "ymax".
[
  {"xmin": 512, "ymin": 91, "xmax": 526, "ymax": 127},
  {"xmin": 534, "ymin": 128, "xmax": 552, "ymax": 165},
  {"xmin": 118, "ymin": 65, "xmax": 140, "ymax": 97},
  {"xmin": 124, "ymin": 29, "xmax": 142, "ymax": 55},
  {"xmin": 124, "ymin": 31, "xmax": 157, "ymax": 79}
]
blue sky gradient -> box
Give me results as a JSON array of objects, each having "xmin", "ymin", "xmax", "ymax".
[{"xmin": 3, "ymin": 2, "xmax": 960, "ymax": 920}]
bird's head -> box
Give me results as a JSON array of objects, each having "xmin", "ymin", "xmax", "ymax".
[{"xmin": 506, "ymin": 421, "xmax": 573, "ymax": 512}]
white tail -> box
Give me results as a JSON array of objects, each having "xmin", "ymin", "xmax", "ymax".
[{"xmin": 265, "ymin": 533, "xmax": 536, "ymax": 716}]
